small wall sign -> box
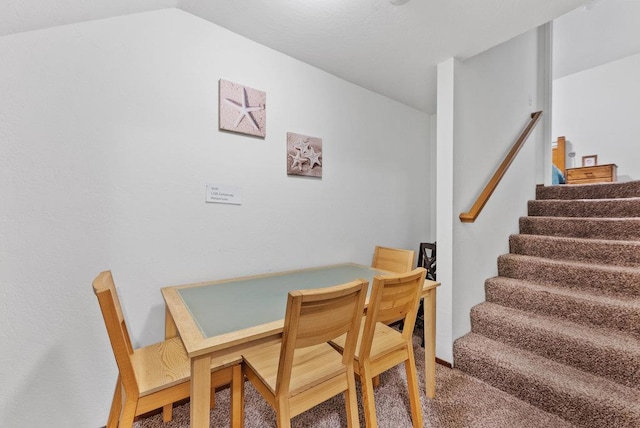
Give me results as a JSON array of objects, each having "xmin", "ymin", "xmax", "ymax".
[{"xmin": 206, "ymin": 183, "xmax": 242, "ymax": 205}]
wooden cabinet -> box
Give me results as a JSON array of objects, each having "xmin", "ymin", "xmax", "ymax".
[{"xmin": 566, "ymin": 164, "xmax": 617, "ymax": 184}]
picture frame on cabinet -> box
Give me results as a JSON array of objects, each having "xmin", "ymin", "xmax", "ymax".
[{"xmin": 582, "ymin": 155, "xmax": 597, "ymax": 167}]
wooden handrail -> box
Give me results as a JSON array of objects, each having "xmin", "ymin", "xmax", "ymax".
[{"xmin": 459, "ymin": 111, "xmax": 543, "ymax": 223}]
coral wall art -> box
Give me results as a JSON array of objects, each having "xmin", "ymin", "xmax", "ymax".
[
  {"xmin": 287, "ymin": 132, "xmax": 322, "ymax": 178},
  {"xmin": 219, "ymin": 79, "xmax": 266, "ymax": 138}
]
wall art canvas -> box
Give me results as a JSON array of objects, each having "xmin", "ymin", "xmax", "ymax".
[
  {"xmin": 287, "ymin": 132, "xmax": 322, "ymax": 178},
  {"xmin": 219, "ymin": 79, "xmax": 266, "ymax": 138}
]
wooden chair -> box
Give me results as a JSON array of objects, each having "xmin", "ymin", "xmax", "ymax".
[
  {"xmin": 331, "ymin": 268, "xmax": 427, "ymax": 428},
  {"xmin": 93, "ymin": 271, "xmax": 242, "ymax": 428},
  {"xmin": 241, "ymin": 279, "xmax": 368, "ymax": 428},
  {"xmin": 417, "ymin": 242, "xmax": 436, "ymax": 281},
  {"xmin": 371, "ymin": 245, "xmax": 416, "ymax": 342},
  {"xmin": 371, "ymin": 246, "xmax": 415, "ymax": 273},
  {"xmin": 414, "ymin": 242, "xmax": 436, "ymax": 347}
]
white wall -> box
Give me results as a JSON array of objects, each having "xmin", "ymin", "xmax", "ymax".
[
  {"xmin": 435, "ymin": 58, "xmax": 456, "ymax": 363},
  {"xmin": 437, "ymin": 28, "xmax": 544, "ymax": 346},
  {"xmin": 0, "ymin": 9, "xmax": 431, "ymax": 426},
  {"xmin": 553, "ymin": 0, "xmax": 640, "ymax": 81},
  {"xmin": 552, "ymin": 52, "xmax": 640, "ymax": 181}
]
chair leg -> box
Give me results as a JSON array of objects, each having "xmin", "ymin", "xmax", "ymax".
[
  {"xmin": 360, "ymin": 365, "xmax": 378, "ymax": 428},
  {"xmin": 106, "ymin": 377, "xmax": 122, "ymax": 428},
  {"xmin": 416, "ymin": 299, "xmax": 425, "ymax": 348},
  {"xmin": 119, "ymin": 398, "xmax": 138, "ymax": 428},
  {"xmin": 231, "ymin": 365, "xmax": 244, "ymax": 428},
  {"xmin": 344, "ymin": 367, "xmax": 360, "ymax": 428},
  {"xmin": 372, "ymin": 375, "xmax": 380, "ymax": 388},
  {"xmin": 162, "ymin": 404, "xmax": 173, "ymax": 422},
  {"xmin": 404, "ymin": 350, "xmax": 424, "ymax": 428},
  {"xmin": 210, "ymin": 386, "xmax": 216, "ymax": 409},
  {"xmin": 275, "ymin": 396, "xmax": 292, "ymax": 428}
]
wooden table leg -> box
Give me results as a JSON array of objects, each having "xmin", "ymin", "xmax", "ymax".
[
  {"xmin": 231, "ymin": 364, "xmax": 244, "ymax": 428},
  {"xmin": 191, "ymin": 354, "xmax": 212, "ymax": 428},
  {"xmin": 423, "ymin": 288, "xmax": 437, "ymax": 398}
]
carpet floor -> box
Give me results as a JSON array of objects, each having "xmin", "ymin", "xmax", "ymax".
[{"xmin": 134, "ymin": 331, "xmax": 575, "ymax": 428}]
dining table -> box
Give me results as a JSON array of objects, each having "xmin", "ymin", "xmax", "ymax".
[{"xmin": 162, "ymin": 263, "xmax": 439, "ymax": 427}]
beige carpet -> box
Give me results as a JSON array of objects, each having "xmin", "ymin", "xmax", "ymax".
[{"xmin": 134, "ymin": 331, "xmax": 575, "ymax": 428}]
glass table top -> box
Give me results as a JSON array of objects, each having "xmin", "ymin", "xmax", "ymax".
[{"xmin": 177, "ymin": 264, "xmax": 386, "ymax": 338}]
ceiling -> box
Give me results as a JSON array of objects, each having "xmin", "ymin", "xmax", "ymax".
[{"xmin": 1, "ymin": 0, "xmax": 592, "ymax": 114}]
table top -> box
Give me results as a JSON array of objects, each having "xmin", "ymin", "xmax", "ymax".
[
  {"xmin": 162, "ymin": 263, "xmax": 438, "ymax": 357},
  {"xmin": 178, "ymin": 264, "xmax": 387, "ymax": 337}
]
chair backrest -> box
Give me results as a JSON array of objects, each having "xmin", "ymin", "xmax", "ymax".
[
  {"xmin": 93, "ymin": 270, "xmax": 139, "ymax": 396},
  {"xmin": 359, "ymin": 268, "xmax": 427, "ymax": 360},
  {"xmin": 275, "ymin": 279, "xmax": 368, "ymax": 395},
  {"xmin": 417, "ymin": 242, "xmax": 436, "ymax": 281},
  {"xmin": 372, "ymin": 246, "xmax": 415, "ymax": 273}
]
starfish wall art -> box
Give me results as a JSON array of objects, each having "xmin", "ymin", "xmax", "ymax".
[
  {"xmin": 287, "ymin": 132, "xmax": 322, "ymax": 178},
  {"xmin": 219, "ymin": 79, "xmax": 266, "ymax": 138}
]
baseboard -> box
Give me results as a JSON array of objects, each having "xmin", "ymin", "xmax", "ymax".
[{"xmin": 436, "ymin": 357, "xmax": 452, "ymax": 368}]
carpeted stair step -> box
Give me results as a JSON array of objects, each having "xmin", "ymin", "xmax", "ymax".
[
  {"xmin": 519, "ymin": 216, "xmax": 640, "ymax": 241},
  {"xmin": 456, "ymin": 180, "xmax": 640, "ymax": 426},
  {"xmin": 485, "ymin": 276, "xmax": 640, "ymax": 338},
  {"xmin": 498, "ymin": 253, "xmax": 640, "ymax": 297},
  {"xmin": 528, "ymin": 197, "xmax": 640, "ymax": 218},
  {"xmin": 453, "ymin": 333, "xmax": 640, "ymax": 428},
  {"xmin": 509, "ymin": 234, "xmax": 640, "ymax": 267},
  {"xmin": 470, "ymin": 302, "xmax": 640, "ymax": 388},
  {"xmin": 536, "ymin": 181, "xmax": 640, "ymax": 200}
]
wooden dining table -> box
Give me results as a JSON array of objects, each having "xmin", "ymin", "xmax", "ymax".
[{"xmin": 162, "ymin": 263, "xmax": 439, "ymax": 427}]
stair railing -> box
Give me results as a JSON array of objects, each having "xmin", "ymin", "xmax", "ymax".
[{"xmin": 459, "ymin": 111, "xmax": 543, "ymax": 223}]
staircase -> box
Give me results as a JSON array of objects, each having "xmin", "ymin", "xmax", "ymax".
[{"xmin": 453, "ymin": 181, "xmax": 640, "ymax": 428}]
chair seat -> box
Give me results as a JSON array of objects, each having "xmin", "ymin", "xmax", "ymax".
[
  {"xmin": 130, "ymin": 337, "xmax": 190, "ymax": 396},
  {"xmin": 331, "ymin": 319, "xmax": 406, "ymax": 362},
  {"xmin": 131, "ymin": 337, "xmax": 241, "ymax": 397},
  {"xmin": 243, "ymin": 341, "xmax": 347, "ymax": 397}
]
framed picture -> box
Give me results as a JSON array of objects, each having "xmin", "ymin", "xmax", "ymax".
[
  {"xmin": 286, "ymin": 132, "xmax": 322, "ymax": 178},
  {"xmin": 219, "ymin": 79, "xmax": 266, "ymax": 138},
  {"xmin": 582, "ymin": 155, "xmax": 597, "ymax": 167}
]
